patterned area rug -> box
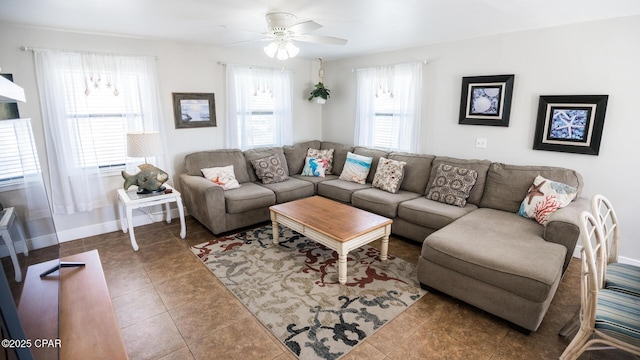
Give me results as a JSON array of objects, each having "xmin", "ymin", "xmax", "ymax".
[{"xmin": 190, "ymin": 225, "xmax": 426, "ymax": 360}]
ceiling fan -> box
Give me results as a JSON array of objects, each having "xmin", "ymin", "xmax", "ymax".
[{"xmin": 257, "ymin": 12, "xmax": 348, "ymax": 60}]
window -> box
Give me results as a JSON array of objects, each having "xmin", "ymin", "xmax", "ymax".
[
  {"xmin": 33, "ymin": 49, "xmax": 162, "ymax": 214},
  {"xmin": 63, "ymin": 71, "xmax": 144, "ymax": 169},
  {"xmin": 0, "ymin": 119, "xmax": 40, "ymax": 184},
  {"xmin": 355, "ymin": 62, "xmax": 423, "ymax": 152},
  {"xmin": 226, "ymin": 64, "xmax": 293, "ymax": 149}
]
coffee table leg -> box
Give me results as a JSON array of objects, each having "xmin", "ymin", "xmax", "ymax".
[
  {"xmin": 270, "ymin": 211, "xmax": 279, "ymax": 244},
  {"xmin": 380, "ymin": 224, "xmax": 391, "ymax": 261},
  {"xmin": 338, "ymin": 252, "xmax": 347, "ymax": 285}
]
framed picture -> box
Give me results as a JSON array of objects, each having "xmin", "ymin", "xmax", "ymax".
[
  {"xmin": 533, "ymin": 95, "xmax": 608, "ymax": 155},
  {"xmin": 458, "ymin": 74, "xmax": 515, "ymax": 126},
  {"xmin": 172, "ymin": 93, "xmax": 216, "ymax": 129}
]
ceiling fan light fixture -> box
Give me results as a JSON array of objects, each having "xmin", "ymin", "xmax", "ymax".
[
  {"xmin": 285, "ymin": 41, "xmax": 299, "ymax": 58},
  {"xmin": 264, "ymin": 41, "xmax": 279, "ymax": 57}
]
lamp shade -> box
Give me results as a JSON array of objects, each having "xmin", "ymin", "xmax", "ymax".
[{"xmin": 127, "ymin": 132, "xmax": 162, "ymax": 158}]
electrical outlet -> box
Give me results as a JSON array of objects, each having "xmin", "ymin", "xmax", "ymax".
[{"xmin": 475, "ymin": 138, "xmax": 487, "ymax": 148}]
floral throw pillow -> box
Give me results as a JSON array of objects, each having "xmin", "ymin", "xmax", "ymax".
[
  {"xmin": 426, "ymin": 164, "xmax": 478, "ymax": 207},
  {"xmin": 339, "ymin": 152, "xmax": 373, "ymax": 184},
  {"xmin": 201, "ymin": 165, "xmax": 241, "ymax": 190},
  {"xmin": 250, "ymin": 154, "xmax": 289, "ymax": 184},
  {"xmin": 517, "ymin": 175, "xmax": 578, "ymax": 225},
  {"xmin": 372, "ymin": 157, "xmax": 407, "ymax": 193},
  {"xmin": 307, "ymin": 148, "xmax": 335, "ymax": 174},
  {"xmin": 301, "ymin": 157, "xmax": 329, "ymax": 177}
]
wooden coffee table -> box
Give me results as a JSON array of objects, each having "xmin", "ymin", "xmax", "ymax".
[{"xmin": 269, "ymin": 196, "xmax": 392, "ymax": 285}]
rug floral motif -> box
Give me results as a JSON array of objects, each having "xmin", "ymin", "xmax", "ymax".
[{"xmin": 190, "ymin": 225, "xmax": 426, "ymax": 360}]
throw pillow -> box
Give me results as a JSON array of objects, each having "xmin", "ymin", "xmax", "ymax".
[
  {"xmin": 372, "ymin": 157, "xmax": 407, "ymax": 193},
  {"xmin": 339, "ymin": 152, "xmax": 373, "ymax": 184},
  {"xmin": 201, "ymin": 165, "xmax": 241, "ymax": 190},
  {"xmin": 250, "ymin": 154, "xmax": 289, "ymax": 184},
  {"xmin": 307, "ymin": 148, "xmax": 335, "ymax": 174},
  {"xmin": 301, "ymin": 157, "xmax": 329, "ymax": 177},
  {"xmin": 426, "ymin": 164, "xmax": 478, "ymax": 207},
  {"xmin": 517, "ymin": 175, "xmax": 578, "ymax": 225}
]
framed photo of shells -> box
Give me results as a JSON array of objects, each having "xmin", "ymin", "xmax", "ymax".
[
  {"xmin": 458, "ymin": 74, "xmax": 515, "ymax": 126},
  {"xmin": 533, "ymin": 95, "xmax": 608, "ymax": 155},
  {"xmin": 172, "ymin": 92, "xmax": 216, "ymax": 129}
]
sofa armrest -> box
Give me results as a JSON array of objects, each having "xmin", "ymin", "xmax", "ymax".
[
  {"xmin": 543, "ymin": 197, "xmax": 591, "ymax": 274},
  {"xmin": 178, "ymin": 173, "xmax": 226, "ymax": 234}
]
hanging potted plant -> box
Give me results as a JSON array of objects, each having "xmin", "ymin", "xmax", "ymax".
[{"xmin": 308, "ymin": 82, "xmax": 330, "ymax": 104}]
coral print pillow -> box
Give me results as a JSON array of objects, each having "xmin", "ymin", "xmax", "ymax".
[
  {"xmin": 301, "ymin": 157, "xmax": 329, "ymax": 177},
  {"xmin": 339, "ymin": 152, "xmax": 373, "ymax": 184},
  {"xmin": 201, "ymin": 165, "xmax": 241, "ymax": 190},
  {"xmin": 517, "ymin": 175, "xmax": 578, "ymax": 225}
]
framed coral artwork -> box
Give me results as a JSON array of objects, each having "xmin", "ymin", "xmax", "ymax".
[
  {"xmin": 533, "ymin": 95, "xmax": 608, "ymax": 155},
  {"xmin": 458, "ymin": 74, "xmax": 514, "ymax": 127}
]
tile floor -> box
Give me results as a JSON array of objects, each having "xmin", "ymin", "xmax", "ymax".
[{"xmin": 3, "ymin": 216, "xmax": 640, "ymax": 360}]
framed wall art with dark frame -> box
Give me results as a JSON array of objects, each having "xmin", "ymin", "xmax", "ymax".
[
  {"xmin": 533, "ymin": 95, "xmax": 608, "ymax": 155},
  {"xmin": 172, "ymin": 92, "xmax": 216, "ymax": 129},
  {"xmin": 458, "ymin": 74, "xmax": 515, "ymax": 127}
]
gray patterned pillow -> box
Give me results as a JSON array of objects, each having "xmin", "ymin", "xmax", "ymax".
[
  {"xmin": 250, "ymin": 154, "xmax": 289, "ymax": 184},
  {"xmin": 307, "ymin": 148, "xmax": 334, "ymax": 174},
  {"xmin": 426, "ymin": 164, "xmax": 478, "ymax": 207},
  {"xmin": 372, "ymin": 157, "xmax": 406, "ymax": 193}
]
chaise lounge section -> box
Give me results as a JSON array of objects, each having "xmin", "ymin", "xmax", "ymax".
[{"xmin": 177, "ymin": 140, "xmax": 589, "ymax": 332}]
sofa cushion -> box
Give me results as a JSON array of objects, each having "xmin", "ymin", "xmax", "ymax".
[
  {"xmin": 184, "ymin": 149, "xmax": 251, "ymax": 183},
  {"xmin": 352, "ymin": 188, "xmax": 421, "ymax": 218},
  {"xmin": 321, "ymin": 142, "xmax": 353, "ymax": 176},
  {"xmin": 421, "ymin": 208, "xmax": 566, "ymax": 303},
  {"xmin": 257, "ymin": 178, "xmax": 314, "ymax": 204},
  {"xmin": 250, "ymin": 154, "xmax": 289, "ymax": 184},
  {"xmin": 426, "ymin": 164, "xmax": 478, "ymax": 207},
  {"xmin": 372, "ymin": 157, "xmax": 406, "ymax": 193},
  {"xmin": 389, "ymin": 152, "xmax": 435, "ymax": 194},
  {"xmin": 517, "ymin": 175, "xmax": 578, "ymax": 225},
  {"xmin": 339, "ymin": 152, "xmax": 373, "ymax": 184},
  {"xmin": 427, "ymin": 157, "xmax": 491, "ymax": 205},
  {"xmin": 292, "ymin": 174, "xmax": 339, "ymax": 193},
  {"xmin": 244, "ymin": 147, "xmax": 290, "ymax": 183},
  {"xmin": 224, "ymin": 182, "xmax": 276, "ymax": 214},
  {"xmin": 301, "ymin": 156, "xmax": 329, "ymax": 177},
  {"xmin": 479, "ymin": 163, "xmax": 584, "ymax": 213},
  {"xmin": 283, "ymin": 140, "xmax": 321, "ymax": 175},
  {"xmin": 353, "ymin": 147, "xmax": 391, "ymax": 184},
  {"xmin": 307, "ymin": 148, "xmax": 335, "ymax": 174},
  {"xmin": 398, "ymin": 197, "xmax": 477, "ymax": 230},
  {"xmin": 317, "ymin": 179, "xmax": 371, "ymax": 203}
]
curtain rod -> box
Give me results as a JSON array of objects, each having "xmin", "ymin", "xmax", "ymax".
[
  {"xmin": 351, "ymin": 60, "xmax": 427, "ymax": 72},
  {"xmin": 21, "ymin": 46, "xmax": 158, "ymax": 60}
]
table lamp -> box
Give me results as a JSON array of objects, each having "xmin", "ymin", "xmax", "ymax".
[{"xmin": 123, "ymin": 132, "xmax": 168, "ymax": 194}]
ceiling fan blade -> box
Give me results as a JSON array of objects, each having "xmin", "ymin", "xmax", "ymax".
[
  {"xmin": 225, "ymin": 37, "xmax": 271, "ymax": 47},
  {"xmin": 293, "ymin": 34, "xmax": 348, "ymax": 46},
  {"xmin": 288, "ymin": 20, "xmax": 322, "ymax": 34}
]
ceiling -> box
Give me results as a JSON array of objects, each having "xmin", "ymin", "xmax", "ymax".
[{"xmin": 2, "ymin": 0, "xmax": 640, "ymax": 61}]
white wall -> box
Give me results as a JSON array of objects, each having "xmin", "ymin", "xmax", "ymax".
[
  {"xmin": 0, "ymin": 23, "xmax": 322, "ymax": 242},
  {"xmin": 321, "ymin": 15, "xmax": 640, "ymax": 262}
]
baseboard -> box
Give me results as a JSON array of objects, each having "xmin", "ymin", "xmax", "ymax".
[
  {"xmin": 0, "ymin": 208, "xmax": 183, "ymax": 257},
  {"xmin": 572, "ymin": 245, "xmax": 640, "ymax": 266}
]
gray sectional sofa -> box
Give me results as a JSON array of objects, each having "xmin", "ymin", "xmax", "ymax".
[{"xmin": 178, "ymin": 139, "xmax": 589, "ymax": 333}]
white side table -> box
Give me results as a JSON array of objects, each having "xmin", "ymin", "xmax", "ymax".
[
  {"xmin": 0, "ymin": 207, "xmax": 29, "ymax": 282},
  {"xmin": 116, "ymin": 184, "xmax": 186, "ymax": 251}
]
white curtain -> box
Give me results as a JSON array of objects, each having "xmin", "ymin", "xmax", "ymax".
[
  {"xmin": 7, "ymin": 118, "xmax": 50, "ymax": 220},
  {"xmin": 354, "ymin": 62, "xmax": 423, "ymax": 153},
  {"xmin": 33, "ymin": 49, "xmax": 164, "ymax": 214},
  {"xmin": 225, "ymin": 63, "xmax": 293, "ymax": 149}
]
